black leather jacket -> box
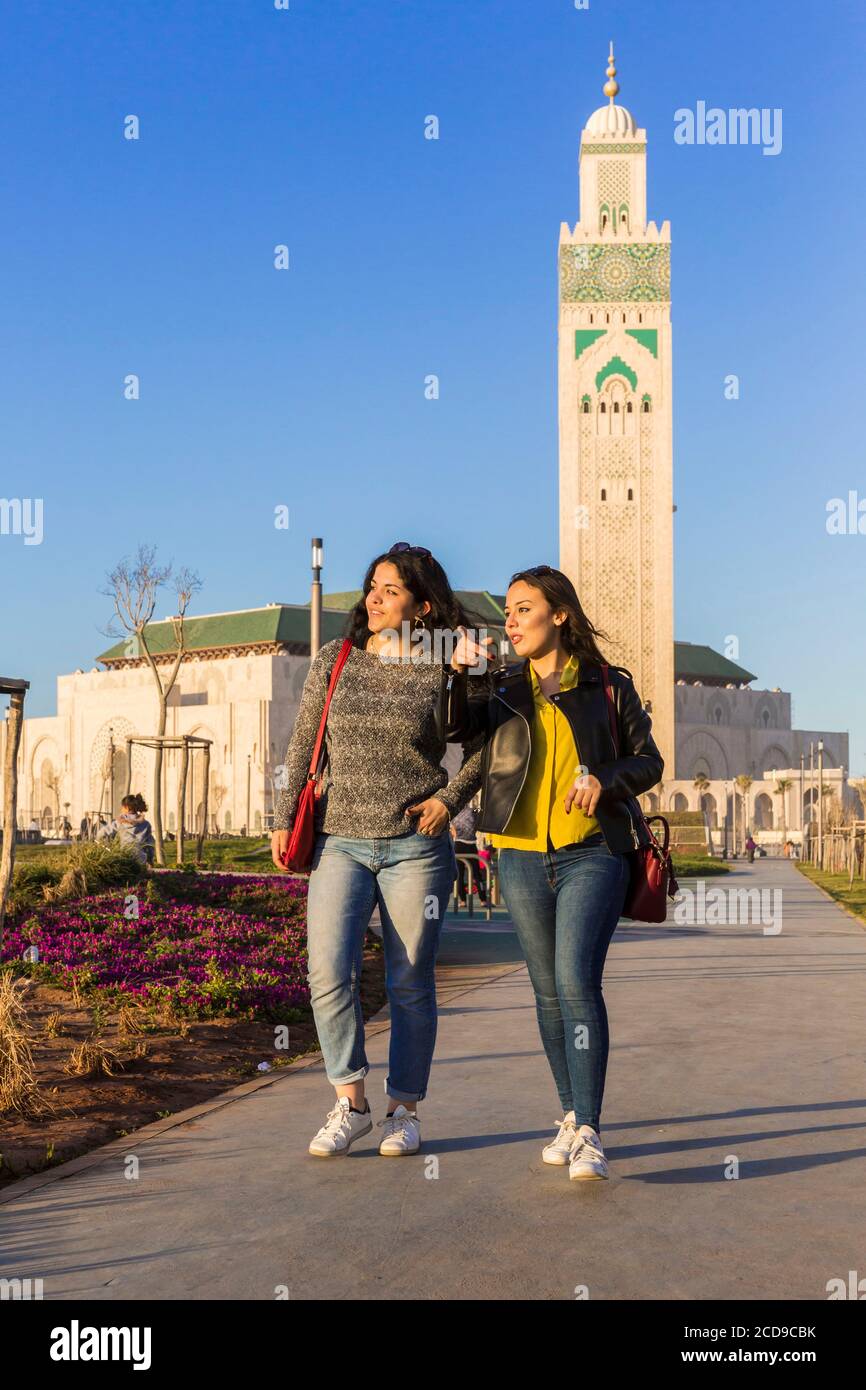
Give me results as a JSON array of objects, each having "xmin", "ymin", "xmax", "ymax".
[{"xmin": 444, "ymin": 658, "xmax": 664, "ymax": 855}]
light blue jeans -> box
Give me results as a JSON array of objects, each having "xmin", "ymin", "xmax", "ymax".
[{"xmin": 305, "ymin": 828, "xmax": 457, "ymax": 1102}]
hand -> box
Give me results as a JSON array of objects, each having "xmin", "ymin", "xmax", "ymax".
[
  {"xmin": 405, "ymin": 798, "xmax": 450, "ymax": 836},
  {"xmin": 271, "ymin": 829, "xmax": 290, "ymax": 871},
  {"xmin": 564, "ymin": 773, "xmax": 603, "ymax": 818},
  {"xmin": 450, "ymin": 624, "xmax": 496, "ymax": 673}
]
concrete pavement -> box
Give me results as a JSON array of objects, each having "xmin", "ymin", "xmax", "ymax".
[{"xmin": 1, "ymin": 859, "xmax": 864, "ymax": 1300}]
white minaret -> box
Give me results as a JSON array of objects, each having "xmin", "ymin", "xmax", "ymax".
[{"xmin": 558, "ymin": 43, "xmax": 674, "ymax": 772}]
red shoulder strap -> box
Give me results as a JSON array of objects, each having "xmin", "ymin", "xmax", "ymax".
[{"xmin": 307, "ymin": 639, "xmax": 353, "ymax": 781}]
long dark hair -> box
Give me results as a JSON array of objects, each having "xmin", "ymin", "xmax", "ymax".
[
  {"xmin": 346, "ymin": 547, "xmax": 473, "ymax": 650},
  {"xmin": 508, "ymin": 566, "xmax": 611, "ymax": 665}
]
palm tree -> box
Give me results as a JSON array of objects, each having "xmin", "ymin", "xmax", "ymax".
[
  {"xmin": 735, "ymin": 774, "xmax": 753, "ymax": 851},
  {"xmin": 774, "ymin": 777, "xmax": 792, "ymax": 847}
]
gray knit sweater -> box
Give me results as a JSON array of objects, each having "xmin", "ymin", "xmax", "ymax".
[{"xmin": 272, "ymin": 638, "xmax": 484, "ymax": 838}]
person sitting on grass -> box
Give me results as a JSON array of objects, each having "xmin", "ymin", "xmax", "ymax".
[{"xmin": 97, "ymin": 793, "xmax": 155, "ymax": 866}]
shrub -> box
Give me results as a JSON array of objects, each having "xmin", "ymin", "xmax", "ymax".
[{"xmin": 7, "ymin": 841, "xmax": 146, "ymax": 918}]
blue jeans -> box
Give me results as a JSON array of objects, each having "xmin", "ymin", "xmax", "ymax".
[
  {"xmin": 497, "ymin": 835, "xmax": 631, "ymax": 1131},
  {"xmin": 305, "ymin": 829, "xmax": 456, "ymax": 1103}
]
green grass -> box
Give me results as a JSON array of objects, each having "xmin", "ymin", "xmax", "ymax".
[
  {"xmin": 187, "ymin": 838, "xmax": 275, "ymax": 871},
  {"xmin": 671, "ymin": 854, "xmax": 730, "ymax": 878},
  {"xmin": 796, "ymin": 862, "xmax": 866, "ymax": 924},
  {"xmin": 12, "ymin": 836, "xmax": 276, "ymax": 875}
]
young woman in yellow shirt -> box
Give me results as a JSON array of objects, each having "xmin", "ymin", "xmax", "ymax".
[{"xmin": 449, "ymin": 566, "xmax": 664, "ymax": 1181}]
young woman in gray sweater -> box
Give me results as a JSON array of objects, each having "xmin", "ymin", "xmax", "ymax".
[{"xmin": 271, "ymin": 543, "xmax": 485, "ymax": 1159}]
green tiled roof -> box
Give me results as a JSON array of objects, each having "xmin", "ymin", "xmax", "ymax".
[
  {"xmin": 674, "ymin": 641, "xmax": 756, "ymax": 686},
  {"xmin": 96, "ymin": 605, "xmax": 351, "ymax": 664}
]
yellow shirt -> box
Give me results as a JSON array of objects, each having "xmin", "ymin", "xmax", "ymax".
[{"xmin": 489, "ymin": 653, "xmax": 601, "ymax": 851}]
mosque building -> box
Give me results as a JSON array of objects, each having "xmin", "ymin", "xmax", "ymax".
[{"xmin": 1, "ymin": 49, "xmax": 853, "ymax": 848}]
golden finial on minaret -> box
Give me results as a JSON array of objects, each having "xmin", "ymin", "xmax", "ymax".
[{"xmin": 603, "ymin": 40, "xmax": 619, "ymax": 103}]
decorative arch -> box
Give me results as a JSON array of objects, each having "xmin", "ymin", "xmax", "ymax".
[
  {"xmin": 761, "ymin": 744, "xmax": 791, "ymax": 774},
  {"xmin": 595, "ymin": 356, "xmax": 638, "ymax": 392},
  {"xmin": 709, "ymin": 693, "xmax": 731, "ymax": 726},
  {"xmin": 679, "ymin": 730, "xmax": 730, "ymax": 780},
  {"xmin": 754, "ymin": 793, "xmax": 774, "ymax": 829},
  {"xmin": 30, "ymin": 736, "xmax": 63, "ymax": 828},
  {"xmin": 701, "ymin": 792, "xmax": 718, "ymax": 828},
  {"xmin": 89, "ymin": 717, "xmax": 144, "ymax": 817}
]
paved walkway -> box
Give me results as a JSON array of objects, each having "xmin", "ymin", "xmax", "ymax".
[{"xmin": 2, "ymin": 860, "xmax": 864, "ymax": 1300}]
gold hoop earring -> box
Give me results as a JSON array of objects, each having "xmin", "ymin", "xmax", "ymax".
[{"xmin": 414, "ymin": 616, "xmax": 426, "ymax": 631}]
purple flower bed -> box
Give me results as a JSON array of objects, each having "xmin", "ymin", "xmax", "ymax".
[{"xmin": 0, "ymin": 873, "xmax": 312, "ymax": 1022}]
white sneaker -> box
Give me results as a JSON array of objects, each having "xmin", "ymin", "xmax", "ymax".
[
  {"xmin": 542, "ymin": 1111, "xmax": 578, "ymax": 1165},
  {"xmin": 568, "ymin": 1124, "xmax": 609, "ymax": 1181},
  {"xmin": 377, "ymin": 1103, "xmax": 421, "ymax": 1155},
  {"xmin": 308, "ymin": 1096, "xmax": 372, "ymax": 1156}
]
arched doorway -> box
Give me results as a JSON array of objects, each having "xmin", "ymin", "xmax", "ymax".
[{"xmin": 754, "ymin": 793, "xmax": 774, "ymax": 830}]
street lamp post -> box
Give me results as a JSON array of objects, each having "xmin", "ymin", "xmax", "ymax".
[
  {"xmin": 799, "ymin": 752, "xmax": 804, "ymax": 852},
  {"xmin": 311, "ymin": 537, "xmax": 323, "ymax": 659},
  {"xmin": 817, "ymin": 739, "xmax": 824, "ymax": 869},
  {"xmin": 809, "ymin": 740, "xmax": 815, "ymax": 861}
]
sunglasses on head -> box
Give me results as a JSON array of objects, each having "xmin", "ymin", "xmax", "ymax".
[
  {"xmin": 511, "ymin": 564, "xmax": 554, "ymax": 581},
  {"xmin": 388, "ymin": 541, "xmax": 432, "ymax": 559}
]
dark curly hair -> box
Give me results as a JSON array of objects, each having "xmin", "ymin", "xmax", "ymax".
[
  {"xmin": 346, "ymin": 547, "xmax": 474, "ymax": 652},
  {"xmin": 507, "ymin": 566, "xmax": 611, "ymax": 665}
]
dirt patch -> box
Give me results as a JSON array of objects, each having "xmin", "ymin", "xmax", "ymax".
[{"xmin": 0, "ymin": 941, "xmax": 386, "ymax": 1189}]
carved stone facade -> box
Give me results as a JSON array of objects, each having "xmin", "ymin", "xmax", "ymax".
[{"xmin": 558, "ymin": 79, "xmax": 675, "ymax": 772}]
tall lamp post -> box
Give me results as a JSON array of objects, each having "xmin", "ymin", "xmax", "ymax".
[
  {"xmin": 311, "ymin": 537, "xmax": 323, "ymax": 659},
  {"xmin": 799, "ymin": 752, "xmax": 805, "ymax": 853},
  {"xmin": 817, "ymin": 738, "xmax": 824, "ymax": 868},
  {"xmin": 809, "ymin": 740, "xmax": 815, "ymax": 861}
]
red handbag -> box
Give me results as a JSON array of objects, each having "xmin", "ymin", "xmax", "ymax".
[
  {"xmin": 599, "ymin": 663, "xmax": 679, "ymax": 922},
  {"xmin": 279, "ymin": 639, "xmax": 353, "ymax": 872}
]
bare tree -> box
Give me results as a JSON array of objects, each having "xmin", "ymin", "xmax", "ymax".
[
  {"xmin": 102, "ymin": 545, "xmax": 202, "ymax": 866},
  {"xmin": 1, "ymin": 679, "xmax": 29, "ymax": 944}
]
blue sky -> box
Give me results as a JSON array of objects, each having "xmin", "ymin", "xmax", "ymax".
[{"xmin": 2, "ymin": 0, "xmax": 864, "ymax": 772}]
